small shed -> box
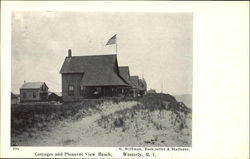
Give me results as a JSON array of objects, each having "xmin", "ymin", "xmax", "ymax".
[{"xmin": 48, "ymin": 92, "xmax": 62, "ymax": 101}]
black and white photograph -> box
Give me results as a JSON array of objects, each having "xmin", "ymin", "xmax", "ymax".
[
  {"xmin": 2, "ymin": 1, "xmax": 249, "ymax": 159},
  {"xmin": 11, "ymin": 12, "xmax": 192, "ymax": 147}
]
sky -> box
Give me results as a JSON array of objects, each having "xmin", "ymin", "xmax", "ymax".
[{"xmin": 11, "ymin": 12, "xmax": 192, "ymax": 95}]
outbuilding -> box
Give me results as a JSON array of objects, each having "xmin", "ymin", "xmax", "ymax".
[{"xmin": 48, "ymin": 92, "xmax": 62, "ymax": 102}]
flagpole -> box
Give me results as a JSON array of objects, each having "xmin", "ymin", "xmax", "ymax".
[{"xmin": 161, "ymin": 80, "xmax": 163, "ymax": 93}]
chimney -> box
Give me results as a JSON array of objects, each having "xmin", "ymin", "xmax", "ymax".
[{"xmin": 68, "ymin": 49, "xmax": 72, "ymax": 57}]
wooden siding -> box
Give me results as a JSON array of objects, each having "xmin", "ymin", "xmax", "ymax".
[
  {"xmin": 20, "ymin": 89, "xmax": 42, "ymax": 102},
  {"xmin": 20, "ymin": 83, "xmax": 49, "ymax": 102},
  {"xmin": 62, "ymin": 73, "xmax": 84, "ymax": 102},
  {"xmin": 61, "ymin": 73, "xmax": 127, "ymax": 101}
]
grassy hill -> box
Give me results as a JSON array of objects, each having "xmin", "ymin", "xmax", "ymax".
[{"xmin": 11, "ymin": 94, "xmax": 192, "ymax": 147}]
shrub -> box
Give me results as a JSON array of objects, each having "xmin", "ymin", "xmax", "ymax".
[
  {"xmin": 114, "ymin": 117, "xmax": 124, "ymax": 127},
  {"xmin": 97, "ymin": 93, "xmax": 191, "ymax": 134}
]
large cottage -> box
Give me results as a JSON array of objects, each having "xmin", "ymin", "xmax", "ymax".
[
  {"xmin": 59, "ymin": 50, "xmax": 129, "ymax": 101},
  {"xmin": 20, "ymin": 82, "xmax": 49, "ymax": 102}
]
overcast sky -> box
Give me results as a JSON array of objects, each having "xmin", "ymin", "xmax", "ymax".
[{"xmin": 11, "ymin": 12, "xmax": 192, "ymax": 95}]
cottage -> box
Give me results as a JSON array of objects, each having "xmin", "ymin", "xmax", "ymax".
[
  {"xmin": 20, "ymin": 82, "xmax": 49, "ymax": 102},
  {"xmin": 59, "ymin": 50, "xmax": 129, "ymax": 101},
  {"xmin": 118, "ymin": 66, "xmax": 136, "ymax": 97}
]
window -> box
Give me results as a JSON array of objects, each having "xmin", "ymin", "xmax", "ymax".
[
  {"xmin": 33, "ymin": 92, "xmax": 36, "ymax": 98},
  {"xmin": 79, "ymin": 86, "xmax": 85, "ymax": 96},
  {"xmin": 23, "ymin": 92, "xmax": 26, "ymax": 98},
  {"xmin": 68, "ymin": 85, "xmax": 74, "ymax": 96}
]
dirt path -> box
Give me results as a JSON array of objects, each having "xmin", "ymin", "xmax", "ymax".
[{"xmin": 23, "ymin": 101, "xmax": 138, "ymax": 146}]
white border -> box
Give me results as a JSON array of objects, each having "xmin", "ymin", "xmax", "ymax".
[{"xmin": 1, "ymin": 1, "xmax": 249, "ymax": 158}]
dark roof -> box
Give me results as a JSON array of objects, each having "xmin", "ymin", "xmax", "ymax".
[
  {"xmin": 20, "ymin": 82, "xmax": 47, "ymax": 89},
  {"xmin": 48, "ymin": 92, "xmax": 62, "ymax": 96},
  {"xmin": 130, "ymin": 76, "xmax": 140, "ymax": 89},
  {"xmin": 119, "ymin": 66, "xmax": 135, "ymax": 88},
  {"xmin": 119, "ymin": 66, "xmax": 130, "ymax": 79},
  {"xmin": 60, "ymin": 54, "xmax": 128, "ymax": 86}
]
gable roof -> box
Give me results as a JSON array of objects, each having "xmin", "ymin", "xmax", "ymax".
[
  {"xmin": 60, "ymin": 54, "xmax": 128, "ymax": 87},
  {"xmin": 130, "ymin": 76, "xmax": 140, "ymax": 89},
  {"xmin": 20, "ymin": 82, "xmax": 48, "ymax": 89},
  {"xmin": 119, "ymin": 66, "xmax": 130, "ymax": 79},
  {"xmin": 48, "ymin": 92, "xmax": 62, "ymax": 97},
  {"xmin": 119, "ymin": 66, "xmax": 135, "ymax": 88}
]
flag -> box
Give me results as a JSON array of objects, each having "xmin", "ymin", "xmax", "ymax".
[{"xmin": 106, "ymin": 34, "xmax": 116, "ymax": 45}]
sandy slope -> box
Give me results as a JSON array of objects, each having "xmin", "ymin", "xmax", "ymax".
[
  {"xmin": 17, "ymin": 101, "xmax": 137, "ymax": 146},
  {"xmin": 14, "ymin": 101, "xmax": 191, "ymax": 147}
]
